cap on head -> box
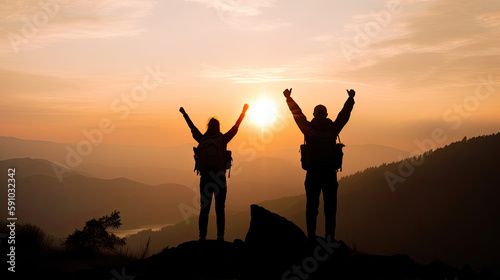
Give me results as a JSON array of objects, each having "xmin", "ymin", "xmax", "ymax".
[{"xmin": 313, "ymin": 105, "xmax": 328, "ymax": 119}]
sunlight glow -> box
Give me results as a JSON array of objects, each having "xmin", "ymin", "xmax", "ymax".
[{"xmin": 249, "ymin": 98, "xmax": 278, "ymax": 127}]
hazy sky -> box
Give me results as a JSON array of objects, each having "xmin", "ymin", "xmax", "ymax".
[{"xmin": 1, "ymin": 0, "xmax": 499, "ymax": 151}]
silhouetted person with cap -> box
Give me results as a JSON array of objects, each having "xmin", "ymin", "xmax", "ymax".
[
  {"xmin": 283, "ymin": 88, "xmax": 355, "ymax": 242},
  {"xmin": 180, "ymin": 104, "xmax": 249, "ymax": 242}
]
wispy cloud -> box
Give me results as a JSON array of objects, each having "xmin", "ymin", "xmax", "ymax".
[
  {"xmin": 332, "ymin": 0, "xmax": 500, "ymax": 91},
  {"xmin": 201, "ymin": 64, "xmax": 293, "ymax": 83},
  {"xmin": 200, "ymin": 51, "xmax": 349, "ymax": 84},
  {"xmin": 199, "ymin": 0, "xmax": 500, "ymax": 96},
  {"xmin": 184, "ymin": 0, "xmax": 290, "ymax": 29},
  {"xmin": 251, "ymin": 17, "xmax": 291, "ymax": 31},
  {"xmin": 0, "ymin": 0, "xmax": 154, "ymax": 52},
  {"xmin": 185, "ymin": 0, "xmax": 276, "ymax": 18}
]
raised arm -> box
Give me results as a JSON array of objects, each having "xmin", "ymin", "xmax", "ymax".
[
  {"xmin": 331, "ymin": 89, "xmax": 355, "ymax": 135},
  {"xmin": 224, "ymin": 104, "xmax": 249, "ymax": 143},
  {"xmin": 179, "ymin": 107, "xmax": 203, "ymax": 142},
  {"xmin": 284, "ymin": 88, "xmax": 310, "ymax": 135},
  {"xmin": 224, "ymin": 104, "xmax": 248, "ymax": 144},
  {"xmin": 234, "ymin": 103, "xmax": 249, "ymax": 127}
]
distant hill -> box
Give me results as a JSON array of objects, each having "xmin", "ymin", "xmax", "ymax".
[
  {"xmin": 0, "ymin": 158, "xmax": 195, "ymax": 238},
  {"xmin": 0, "ymin": 157, "xmax": 88, "ymax": 178},
  {"xmin": 0, "ymin": 136, "xmax": 196, "ymax": 185},
  {"xmin": 124, "ymin": 132, "xmax": 500, "ymax": 273}
]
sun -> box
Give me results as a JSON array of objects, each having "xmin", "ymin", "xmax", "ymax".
[{"xmin": 249, "ymin": 98, "xmax": 278, "ymax": 127}]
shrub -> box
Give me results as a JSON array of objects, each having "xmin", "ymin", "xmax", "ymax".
[{"xmin": 63, "ymin": 210, "xmax": 126, "ymax": 253}]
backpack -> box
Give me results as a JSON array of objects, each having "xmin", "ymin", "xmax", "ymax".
[
  {"xmin": 300, "ymin": 129, "xmax": 344, "ymax": 171},
  {"xmin": 193, "ymin": 133, "xmax": 233, "ymax": 176}
]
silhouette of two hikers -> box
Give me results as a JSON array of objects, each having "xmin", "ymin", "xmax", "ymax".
[
  {"xmin": 283, "ymin": 88, "xmax": 355, "ymax": 242},
  {"xmin": 180, "ymin": 104, "xmax": 249, "ymax": 242},
  {"xmin": 180, "ymin": 87, "xmax": 355, "ymax": 242}
]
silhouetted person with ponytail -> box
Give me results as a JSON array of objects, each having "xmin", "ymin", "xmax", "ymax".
[{"xmin": 180, "ymin": 104, "xmax": 249, "ymax": 242}]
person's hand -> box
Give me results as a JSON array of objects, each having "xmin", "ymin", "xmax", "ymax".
[
  {"xmin": 179, "ymin": 107, "xmax": 186, "ymax": 115},
  {"xmin": 283, "ymin": 88, "xmax": 292, "ymax": 98},
  {"xmin": 346, "ymin": 89, "xmax": 355, "ymax": 98},
  {"xmin": 243, "ymin": 103, "xmax": 249, "ymax": 114}
]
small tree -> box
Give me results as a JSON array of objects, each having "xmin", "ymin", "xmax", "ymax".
[{"xmin": 64, "ymin": 210, "xmax": 126, "ymax": 253}]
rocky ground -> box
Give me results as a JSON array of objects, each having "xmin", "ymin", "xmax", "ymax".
[{"xmin": 5, "ymin": 205, "xmax": 499, "ymax": 280}]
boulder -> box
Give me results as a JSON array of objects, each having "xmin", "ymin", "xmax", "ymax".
[{"xmin": 245, "ymin": 204, "xmax": 308, "ymax": 268}]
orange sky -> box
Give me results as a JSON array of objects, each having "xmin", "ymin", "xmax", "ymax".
[{"xmin": 0, "ymin": 0, "xmax": 499, "ymax": 152}]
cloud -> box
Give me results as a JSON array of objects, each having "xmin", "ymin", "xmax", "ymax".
[
  {"xmin": 0, "ymin": 0, "xmax": 154, "ymax": 52},
  {"xmin": 201, "ymin": 64, "xmax": 293, "ymax": 83},
  {"xmin": 333, "ymin": 0, "xmax": 500, "ymax": 91},
  {"xmin": 197, "ymin": 0, "xmax": 500, "ymax": 101},
  {"xmin": 199, "ymin": 52, "xmax": 351, "ymax": 84},
  {"xmin": 380, "ymin": 0, "xmax": 499, "ymax": 49},
  {"xmin": 185, "ymin": 0, "xmax": 276, "ymax": 18},
  {"xmin": 184, "ymin": 0, "xmax": 288, "ymax": 30},
  {"xmin": 251, "ymin": 17, "xmax": 291, "ymax": 31}
]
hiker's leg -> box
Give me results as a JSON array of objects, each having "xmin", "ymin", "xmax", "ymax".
[
  {"xmin": 214, "ymin": 171, "xmax": 227, "ymax": 239},
  {"xmin": 305, "ymin": 170, "xmax": 321, "ymax": 239},
  {"xmin": 323, "ymin": 171, "xmax": 339, "ymax": 240},
  {"xmin": 199, "ymin": 173, "xmax": 214, "ymax": 239}
]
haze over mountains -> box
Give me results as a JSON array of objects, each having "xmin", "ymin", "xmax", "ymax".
[
  {"xmin": 0, "ymin": 136, "xmax": 410, "ymax": 237},
  {"xmin": 0, "ymin": 136, "xmax": 408, "ymax": 237},
  {"xmin": 0, "ymin": 136, "xmax": 409, "ymax": 186}
]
